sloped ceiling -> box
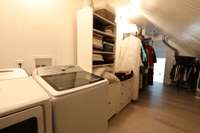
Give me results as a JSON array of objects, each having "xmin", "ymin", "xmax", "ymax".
[{"xmin": 99, "ymin": 0, "xmax": 200, "ymax": 56}]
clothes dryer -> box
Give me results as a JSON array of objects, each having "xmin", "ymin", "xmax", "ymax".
[{"xmin": 0, "ymin": 68, "xmax": 52, "ymax": 133}]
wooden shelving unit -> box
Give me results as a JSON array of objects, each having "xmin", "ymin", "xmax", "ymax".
[
  {"xmin": 93, "ymin": 50, "xmax": 114, "ymax": 55},
  {"xmin": 78, "ymin": 8, "xmax": 132, "ymax": 120},
  {"xmin": 93, "ymin": 13, "xmax": 116, "ymax": 26},
  {"xmin": 92, "ymin": 12, "xmax": 116, "ymax": 71},
  {"xmin": 77, "ymin": 8, "xmax": 116, "ymax": 73},
  {"xmin": 93, "ymin": 29, "xmax": 115, "ymax": 38},
  {"xmin": 93, "ymin": 64, "xmax": 114, "ymax": 68}
]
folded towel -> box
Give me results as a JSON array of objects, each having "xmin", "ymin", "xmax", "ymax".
[{"xmin": 93, "ymin": 54, "xmax": 104, "ymax": 61}]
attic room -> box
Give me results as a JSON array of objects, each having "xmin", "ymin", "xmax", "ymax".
[{"xmin": 0, "ymin": 0, "xmax": 199, "ymax": 133}]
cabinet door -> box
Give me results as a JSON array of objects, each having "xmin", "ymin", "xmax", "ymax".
[
  {"xmin": 107, "ymin": 96, "xmax": 115, "ymax": 120},
  {"xmin": 123, "ymin": 79, "xmax": 133, "ymax": 99},
  {"xmin": 119, "ymin": 87, "xmax": 126, "ymax": 111},
  {"xmin": 119, "ymin": 79, "xmax": 133, "ymax": 111},
  {"xmin": 107, "ymin": 83, "xmax": 120, "ymax": 119}
]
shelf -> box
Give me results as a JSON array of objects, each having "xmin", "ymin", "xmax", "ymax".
[
  {"xmin": 93, "ymin": 50, "xmax": 114, "ymax": 55},
  {"xmin": 93, "ymin": 29, "xmax": 115, "ymax": 38},
  {"xmin": 103, "ymin": 42, "xmax": 114, "ymax": 46},
  {"xmin": 94, "ymin": 13, "xmax": 116, "ymax": 26},
  {"xmin": 93, "ymin": 64, "xmax": 114, "ymax": 68}
]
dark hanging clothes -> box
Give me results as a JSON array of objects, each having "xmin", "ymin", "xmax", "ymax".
[
  {"xmin": 144, "ymin": 45, "xmax": 157, "ymax": 66},
  {"xmin": 139, "ymin": 37, "xmax": 158, "ymax": 87},
  {"xmin": 148, "ymin": 68, "xmax": 154, "ymax": 85},
  {"xmin": 152, "ymin": 48, "xmax": 157, "ymax": 63},
  {"xmin": 170, "ymin": 56, "xmax": 199, "ymax": 90}
]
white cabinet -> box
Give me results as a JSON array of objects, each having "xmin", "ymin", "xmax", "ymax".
[
  {"xmin": 118, "ymin": 78, "xmax": 133, "ymax": 112},
  {"xmin": 77, "ymin": 7, "xmax": 116, "ymax": 73},
  {"xmin": 106, "ymin": 78, "xmax": 133, "ymax": 119},
  {"xmin": 77, "ymin": 7, "xmax": 93, "ymax": 72},
  {"xmin": 77, "ymin": 7, "xmax": 132, "ymax": 119},
  {"xmin": 106, "ymin": 83, "xmax": 120, "ymax": 120}
]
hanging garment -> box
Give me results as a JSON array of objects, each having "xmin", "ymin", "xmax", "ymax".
[
  {"xmin": 115, "ymin": 35, "xmax": 143, "ymax": 73},
  {"xmin": 152, "ymin": 47, "xmax": 157, "ymax": 63},
  {"xmin": 115, "ymin": 35, "xmax": 143, "ymax": 100},
  {"xmin": 170, "ymin": 59, "xmax": 200, "ymax": 90},
  {"xmin": 141, "ymin": 45, "xmax": 147, "ymax": 64},
  {"xmin": 148, "ymin": 67, "xmax": 154, "ymax": 85},
  {"xmin": 144, "ymin": 45, "xmax": 157, "ymax": 66}
]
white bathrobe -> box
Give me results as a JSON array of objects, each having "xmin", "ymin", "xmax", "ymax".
[{"xmin": 115, "ymin": 35, "xmax": 142, "ymax": 100}]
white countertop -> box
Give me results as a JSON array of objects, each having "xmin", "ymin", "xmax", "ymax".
[{"xmin": 0, "ymin": 68, "xmax": 28, "ymax": 80}]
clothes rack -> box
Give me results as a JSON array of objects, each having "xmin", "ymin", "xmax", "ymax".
[{"xmin": 170, "ymin": 56, "xmax": 200, "ymax": 91}]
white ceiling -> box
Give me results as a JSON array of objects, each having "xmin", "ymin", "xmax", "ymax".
[
  {"xmin": 140, "ymin": 0, "xmax": 200, "ymax": 56},
  {"xmin": 94, "ymin": 0, "xmax": 200, "ymax": 56}
]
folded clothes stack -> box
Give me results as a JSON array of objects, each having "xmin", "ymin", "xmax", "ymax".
[
  {"xmin": 104, "ymin": 25, "xmax": 114, "ymax": 34},
  {"xmin": 93, "ymin": 68, "xmax": 120, "ymax": 83},
  {"xmin": 93, "ymin": 54, "xmax": 104, "ymax": 65},
  {"xmin": 93, "ymin": 33, "xmax": 103, "ymax": 50},
  {"xmin": 103, "ymin": 42, "xmax": 113, "ymax": 52}
]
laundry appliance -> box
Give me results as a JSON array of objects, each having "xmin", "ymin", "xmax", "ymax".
[
  {"xmin": 33, "ymin": 65, "xmax": 109, "ymax": 133},
  {"xmin": 0, "ymin": 68, "xmax": 28, "ymax": 80},
  {"xmin": 0, "ymin": 68, "xmax": 52, "ymax": 133}
]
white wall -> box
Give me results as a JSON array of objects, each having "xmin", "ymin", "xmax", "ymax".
[
  {"xmin": 93, "ymin": 0, "xmax": 107, "ymax": 10},
  {"xmin": 0, "ymin": 0, "xmax": 83, "ymax": 74},
  {"xmin": 164, "ymin": 47, "xmax": 175, "ymax": 84}
]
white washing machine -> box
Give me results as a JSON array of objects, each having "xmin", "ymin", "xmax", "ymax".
[
  {"xmin": 0, "ymin": 68, "xmax": 52, "ymax": 133},
  {"xmin": 0, "ymin": 68, "xmax": 28, "ymax": 80},
  {"xmin": 33, "ymin": 65, "xmax": 109, "ymax": 133}
]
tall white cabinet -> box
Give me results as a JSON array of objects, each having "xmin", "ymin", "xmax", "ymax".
[
  {"xmin": 77, "ymin": 7, "xmax": 93, "ymax": 73},
  {"xmin": 77, "ymin": 7, "xmax": 116, "ymax": 73},
  {"xmin": 77, "ymin": 7, "xmax": 133, "ymax": 120}
]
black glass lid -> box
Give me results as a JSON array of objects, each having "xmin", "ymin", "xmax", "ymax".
[{"xmin": 41, "ymin": 71, "xmax": 104, "ymax": 91}]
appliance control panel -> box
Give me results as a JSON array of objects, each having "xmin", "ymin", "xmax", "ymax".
[{"xmin": 35, "ymin": 65, "xmax": 84, "ymax": 76}]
